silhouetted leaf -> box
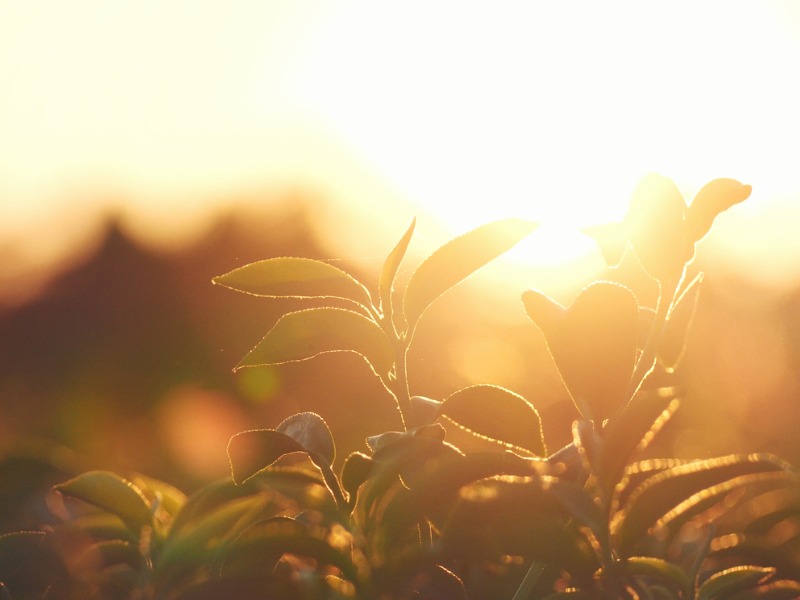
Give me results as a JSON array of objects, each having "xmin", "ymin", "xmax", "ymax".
[
  {"xmin": 213, "ymin": 257, "xmax": 372, "ymax": 307},
  {"xmin": 228, "ymin": 429, "xmax": 309, "ymax": 485},
  {"xmin": 235, "ymin": 307, "xmax": 394, "ymax": 378},
  {"xmin": 341, "ymin": 452, "xmax": 374, "ymax": 504},
  {"xmin": 276, "ymin": 412, "xmax": 336, "ymax": 466},
  {"xmin": 546, "ymin": 282, "xmax": 639, "ymax": 423},
  {"xmin": 53, "ymin": 471, "xmax": 152, "ymax": 534},
  {"xmin": 379, "ymin": 218, "xmax": 416, "ymax": 315},
  {"xmin": 613, "ymin": 454, "xmax": 791, "ymax": 555},
  {"xmin": 403, "ymin": 218, "xmax": 537, "ymax": 331},
  {"xmin": 686, "ymin": 178, "xmax": 752, "ymax": 243},
  {"xmin": 410, "ymin": 395, "xmax": 442, "ymax": 427},
  {"xmin": 698, "ymin": 565, "xmax": 775, "ymax": 600},
  {"xmin": 437, "ymin": 385, "xmax": 546, "ymax": 457}
]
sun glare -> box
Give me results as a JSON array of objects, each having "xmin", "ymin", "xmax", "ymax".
[{"xmin": 288, "ymin": 1, "xmax": 800, "ymax": 274}]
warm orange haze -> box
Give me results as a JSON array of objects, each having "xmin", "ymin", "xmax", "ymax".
[{"xmin": 0, "ymin": 0, "xmax": 799, "ymax": 531}]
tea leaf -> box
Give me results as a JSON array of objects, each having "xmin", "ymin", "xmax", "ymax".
[
  {"xmin": 227, "ymin": 429, "xmax": 309, "ymax": 485},
  {"xmin": 613, "ymin": 454, "xmax": 790, "ymax": 555},
  {"xmin": 379, "ymin": 218, "xmax": 416, "ymax": 315},
  {"xmin": 54, "ymin": 471, "xmax": 152, "ymax": 534},
  {"xmin": 131, "ymin": 474, "xmax": 187, "ymax": 521},
  {"xmin": 341, "ymin": 452, "xmax": 374, "ymax": 504},
  {"xmin": 213, "ymin": 257, "xmax": 372, "ymax": 307},
  {"xmin": 547, "ymin": 282, "xmax": 639, "ymax": 423},
  {"xmin": 235, "ymin": 307, "xmax": 394, "ymax": 378},
  {"xmin": 276, "ymin": 412, "xmax": 336, "ymax": 466},
  {"xmin": 604, "ymin": 556, "xmax": 690, "ymax": 595},
  {"xmin": 438, "ymin": 384, "xmax": 546, "ymax": 457},
  {"xmin": 686, "ymin": 178, "xmax": 752, "ymax": 243},
  {"xmin": 697, "ymin": 565, "xmax": 775, "ymax": 600},
  {"xmin": 403, "ymin": 218, "xmax": 537, "ymax": 331},
  {"xmin": 222, "ymin": 516, "xmax": 360, "ymax": 584},
  {"xmin": 521, "ymin": 290, "xmax": 566, "ymax": 341}
]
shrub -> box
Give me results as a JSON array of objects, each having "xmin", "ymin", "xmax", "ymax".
[{"xmin": 3, "ymin": 175, "xmax": 800, "ymax": 599}]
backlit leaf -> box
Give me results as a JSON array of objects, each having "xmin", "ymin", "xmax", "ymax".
[
  {"xmin": 276, "ymin": 412, "xmax": 335, "ymax": 466},
  {"xmin": 379, "ymin": 218, "xmax": 416, "ymax": 315},
  {"xmin": 548, "ymin": 282, "xmax": 639, "ymax": 423},
  {"xmin": 698, "ymin": 565, "xmax": 775, "ymax": 600},
  {"xmin": 213, "ymin": 257, "xmax": 372, "ymax": 307},
  {"xmin": 659, "ymin": 272, "xmax": 704, "ymax": 369},
  {"xmin": 438, "ymin": 384, "xmax": 546, "ymax": 457},
  {"xmin": 604, "ymin": 556, "xmax": 690, "ymax": 595},
  {"xmin": 522, "ymin": 289, "xmax": 566, "ymax": 341},
  {"xmin": 686, "ymin": 178, "xmax": 752, "ymax": 243},
  {"xmin": 227, "ymin": 429, "xmax": 307, "ymax": 485},
  {"xmin": 613, "ymin": 454, "xmax": 790, "ymax": 555},
  {"xmin": 235, "ymin": 307, "xmax": 394, "ymax": 378},
  {"xmin": 403, "ymin": 218, "xmax": 537, "ymax": 332},
  {"xmin": 54, "ymin": 471, "xmax": 152, "ymax": 534}
]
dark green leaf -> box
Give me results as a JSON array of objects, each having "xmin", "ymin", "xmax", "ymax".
[
  {"xmin": 235, "ymin": 307, "xmax": 394, "ymax": 378},
  {"xmin": 379, "ymin": 218, "xmax": 416, "ymax": 315},
  {"xmin": 213, "ymin": 257, "xmax": 372, "ymax": 307},
  {"xmin": 698, "ymin": 565, "xmax": 775, "ymax": 600},
  {"xmin": 403, "ymin": 218, "xmax": 537, "ymax": 331},
  {"xmin": 686, "ymin": 178, "xmax": 752, "ymax": 243},
  {"xmin": 54, "ymin": 471, "xmax": 152, "ymax": 534},
  {"xmin": 604, "ymin": 556, "xmax": 690, "ymax": 595},
  {"xmin": 437, "ymin": 384, "xmax": 546, "ymax": 457}
]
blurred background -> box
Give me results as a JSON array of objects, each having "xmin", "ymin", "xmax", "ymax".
[{"xmin": 2, "ymin": 1, "xmax": 800, "ymax": 522}]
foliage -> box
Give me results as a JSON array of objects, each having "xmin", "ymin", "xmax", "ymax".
[{"xmin": 3, "ymin": 175, "xmax": 800, "ymax": 599}]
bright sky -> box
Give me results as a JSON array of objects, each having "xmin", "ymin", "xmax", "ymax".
[{"xmin": 2, "ymin": 1, "xmax": 800, "ymax": 292}]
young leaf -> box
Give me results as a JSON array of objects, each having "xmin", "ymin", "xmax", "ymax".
[
  {"xmin": 686, "ymin": 178, "xmax": 752, "ymax": 243},
  {"xmin": 212, "ymin": 257, "xmax": 372, "ymax": 307},
  {"xmin": 602, "ymin": 556, "xmax": 690, "ymax": 596},
  {"xmin": 276, "ymin": 412, "xmax": 336, "ymax": 466},
  {"xmin": 402, "ymin": 218, "xmax": 538, "ymax": 331},
  {"xmin": 341, "ymin": 452, "xmax": 374, "ymax": 504},
  {"xmin": 379, "ymin": 218, "xmax": 416, "ymax": 315},
  {"xmin": 227, "ymin": 429, "xmax": 310, "ymax": 485},
  {"xmin": 697, "ymin": 565, "xmax": 775, "ymax": 600},
  {"xmin": 53, "ymin": 471, "xmax": 152, "ymax": 534},
  {"xmin": 235, "ymin": 307, "xmax": 394, "ymax": 378},
  {"xmin": 437, "ymin": 384, "xmax": 546, "ymax": 457},
  {"xmin": 547, "ymin": 282, "xmax": 639, "ymax": 423}
]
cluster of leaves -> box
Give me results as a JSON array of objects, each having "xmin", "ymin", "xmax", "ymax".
[{"xmin": 4, "ymin": 175, "xmax": 800, "ymax": 599}]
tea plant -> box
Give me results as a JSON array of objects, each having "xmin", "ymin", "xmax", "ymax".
[{"xmin": 3, "ymin": 174, "xmax": 800, "ymax": 599}]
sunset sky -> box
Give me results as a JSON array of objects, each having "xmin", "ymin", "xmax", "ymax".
[{"xmin": 2, "ymin": 1, "xmax": 800, "ymax": 291}]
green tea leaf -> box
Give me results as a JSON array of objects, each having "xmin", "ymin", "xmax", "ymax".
[
  {"xmin": 403, "ymin": 218, "xmax": 537, "ymax": 332},
  {"xmin": 54, "ymin": 471, "xmax": 152, "ymax": 534},
  {"xmin": 698, "ymin": 565, "xmax": 775, "ymax": 600},
  {"xmin": 341, "ymin": 452, "xmax": 374, "ymax": 504},
  {"xmin": 213, "ymin": 257, "xmax": 372, "ymax": 307},
  {"xmin": 686, "ymin": 178, "xmax": 752, "ymax": 243},
  {"xmin": 379, "ymin": 218, "xmax": 416, "ymax": 315},
  {"xmin": 438, "ymin": 384, "xmax": 546, "ymax": 457},
  {"xmin": 605, "ymin": 556, "xmax": 690, "ymax": 595},
  {"xmin": 235, "ymin": 307, "xmax": 394, "ymax": 378}
]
